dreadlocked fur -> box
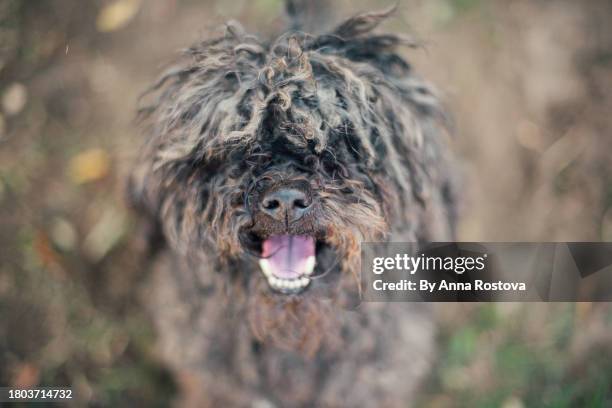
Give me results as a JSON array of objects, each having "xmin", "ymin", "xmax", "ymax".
[{"xmin": 129, "ymin": 5, "xmax": 456, "ymax": 407}]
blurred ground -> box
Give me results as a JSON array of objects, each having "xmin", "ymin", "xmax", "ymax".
[{"xmin": 1, "ymin": 0, "xmax": 611, "ymax": 406}]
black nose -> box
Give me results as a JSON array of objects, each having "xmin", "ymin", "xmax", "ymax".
[{"xmin": 260, "ymin": 187, "xmax": 312, "ymax": 222}]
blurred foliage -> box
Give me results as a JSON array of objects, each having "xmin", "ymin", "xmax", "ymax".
[
  {"xmin": 0, "ymin": 229, "xmax": 176, "ymax": 406},
  {"xmin": 0, "ymin": 1, "xmax": 176, "ymax": 405},
  {"xmin": 418, "ymin": 304, "xmax": 612, "ymax": 408}
]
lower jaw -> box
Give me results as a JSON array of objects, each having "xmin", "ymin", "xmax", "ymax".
[
  {"xmin": 267, "ymin": 276, "xmax": 311, "ymax": 292},
  {"xmin": 269, "ymin": 284, "xmax": 309, "ymax": 295},
  {"xmin": 259, "ymin": 261, "xmax": 313, "ymax": 292}
]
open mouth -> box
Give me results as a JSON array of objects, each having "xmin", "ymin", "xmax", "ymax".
[{"xmin": 258, "ymin": 235, "xmax": 316, "ymax": 293}]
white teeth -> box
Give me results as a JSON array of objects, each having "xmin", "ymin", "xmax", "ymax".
[
  {"xmin": 304, "ymin": 256, "xmax": 316, "ymax": 275},
  {"xmin": 261, "ymin": 271, "xmax": 311, "ymax": 291},
  {"xmin": 259, "ymin": 258, "xmax": 313, "ymax": 291},
  {"xmin": 258, "ymin": 259, "xmax": 270, "ymax": 276}
]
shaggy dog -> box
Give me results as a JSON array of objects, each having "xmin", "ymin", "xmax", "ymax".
[{"xmin": 128, "ymin": 3, "xmax": 456, "ymax": 407}]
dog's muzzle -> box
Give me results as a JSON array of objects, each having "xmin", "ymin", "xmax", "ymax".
[{"xmin": 242, "ymin": 179, "xmax": 336, "ymax": 294}]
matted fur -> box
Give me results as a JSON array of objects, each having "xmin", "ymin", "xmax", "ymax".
[{"xmin": 129, "ymin": 6, "xmax": 456, "ymax": 407}]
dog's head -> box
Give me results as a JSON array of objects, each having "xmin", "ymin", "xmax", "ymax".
[{"xmin": 129, "ymin": 8, "xmax": 454, "ymax": 351}]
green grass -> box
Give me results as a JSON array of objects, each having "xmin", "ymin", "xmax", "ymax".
[{"xmin": 418, "ymin": 304, "xmax": 612, "ymax": 408}]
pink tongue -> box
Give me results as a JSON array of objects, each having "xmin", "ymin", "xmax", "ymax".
[{"xmin": 261, "ymin": 235, "xmax": 315, "ymax": 279}]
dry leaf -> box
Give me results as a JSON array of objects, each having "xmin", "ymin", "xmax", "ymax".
[
  {"xmin": 34, "ymin": 231, "xmax": 59, "ymax": 267},
  {"xmin": 50, "ymin": 217, "xmax": 78, "ymax": 251},
  {"xmin": 83, "ymin": 206, "xmax": 127, "ymax": 261},
  {"xmin": 2, "ymin": 82, "xmax": 28, "ymax": 116},
  {"xmin": 501, "ymin": 397, "xmax": 525, "ymax": 408},
  {"xmin": 96, "ymin": 0, "xmax": 142, "ymax": 33},
  {"xmin": 68, "ymin": 148, "xmax": 110, "ymax": 184},
  {"xmin": 11, "ymin": 363, "xmax": 40, "ymax": 389}
]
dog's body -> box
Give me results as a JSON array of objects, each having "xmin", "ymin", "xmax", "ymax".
[
  {"xmin": 147, "ymin": 250, "xmax": 436, "ymax": 407},
  {"xmin": 129, "ymin": 4, "xmax": 456, "ymax": 407}
]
